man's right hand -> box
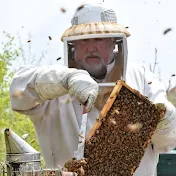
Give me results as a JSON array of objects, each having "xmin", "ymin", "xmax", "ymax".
[
  {"xmin": 35, "ymin": 65, "xmax": 98, "ymax": 112},
  {"xmin": 68, "ymin": 69, "xmax": 98, "ymax": 112}
]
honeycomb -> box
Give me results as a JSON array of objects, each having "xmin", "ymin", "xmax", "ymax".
[{"xmin": 64, "ymin": 81, "xmax": 165, "ymax": 176}]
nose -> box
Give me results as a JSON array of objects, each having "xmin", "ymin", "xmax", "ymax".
[{"xmin": 87, "ymin": 39, "xmax": 97, "ymax": 52}]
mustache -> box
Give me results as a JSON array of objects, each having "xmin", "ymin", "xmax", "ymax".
[{"xmin": 83, "ymin": 52, "xmax": 101, "ymax": 60}]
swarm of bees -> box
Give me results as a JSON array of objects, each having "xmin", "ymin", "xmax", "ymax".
[{"xmin": 64, "ymin": 81, "xmax": 165, "ymax": 176}]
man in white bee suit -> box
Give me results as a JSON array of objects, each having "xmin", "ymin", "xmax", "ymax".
[{"xmin": 10, "ymin": 1, "xmax": 176, "ymax": 176}]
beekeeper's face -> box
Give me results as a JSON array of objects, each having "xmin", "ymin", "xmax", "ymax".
[{"xmin": 74, "ymin": 38, "xmax": 116, "ymax": 79}]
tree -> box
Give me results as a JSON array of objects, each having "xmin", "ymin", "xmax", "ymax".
[{"xmin": 0, "ymin": 32, "xmax": 40, "ymax": 164}]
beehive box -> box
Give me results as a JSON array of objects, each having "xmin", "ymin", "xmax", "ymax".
[{"xmin": 65, "ymin": 80, "xmax": 165, "ymax": 176}]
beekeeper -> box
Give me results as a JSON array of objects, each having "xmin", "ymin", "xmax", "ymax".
[{"xmin": 10, "ymin": 1, "xmax": 176, "ymax": 176}]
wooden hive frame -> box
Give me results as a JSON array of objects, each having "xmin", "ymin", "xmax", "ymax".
[
  {"xmin": 65, "ymin": 80, "xmax": 165, "ymax": 176},
  {"xmin": 86, "ymin": 80, "xmax": 129, "ymax": 142}
]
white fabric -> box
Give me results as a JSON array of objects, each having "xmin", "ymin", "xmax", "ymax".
[
  {"xmin": 10, "ymin": 64, "xmax": 176, "ymax": 176},
  {"xmin": 71, "ymin": 2, "xmax": 117, "ymax": 25},
  {"xmin": 168, "ymin": 76, "xmax": 176, "ymax": 92},
  {"xmin": 11, "ymin": 64, "xmax": 98, "ymax": 113},
  {"xmin": 67, "ymin": 69, "xmax": 98, "ymax": 112}
]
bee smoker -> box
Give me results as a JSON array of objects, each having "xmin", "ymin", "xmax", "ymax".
[{"xmin": 4, "ymin": 128, "xmax": 41, "ymax": 176}]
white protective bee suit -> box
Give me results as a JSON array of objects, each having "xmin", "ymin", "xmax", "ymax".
[{"xmin": 10, "ymin": 2, "xmax": 176, "ymax": 176}]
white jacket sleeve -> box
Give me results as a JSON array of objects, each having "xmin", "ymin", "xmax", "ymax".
[
  {"xmin": 10, "ymin": 65, "xmax": 45, "ymax": 112},
  {"xmin": 142, "ymin": 67, "xmax": 176, "ymax": 153},
  {"xmin": 10, "ymin": 64, "xmax": 98, "ymax": 115},
  {"xmin": 10, "ymin": 64, "xmax": 70, "ymax": 112}
]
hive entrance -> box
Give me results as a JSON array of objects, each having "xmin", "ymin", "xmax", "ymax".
[{"xmin": 65, "ymin": 81, "xmax": 165, "ymax": 176}]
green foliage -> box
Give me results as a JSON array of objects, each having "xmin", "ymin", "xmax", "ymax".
[{"xmin": 0, "ymin": 32, "xmax": 40, "ymax": 164}]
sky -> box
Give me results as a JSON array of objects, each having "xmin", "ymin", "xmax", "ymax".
[{"xmin": 0, "ymin": 0, "xmax": 175, "ymax": 89}]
